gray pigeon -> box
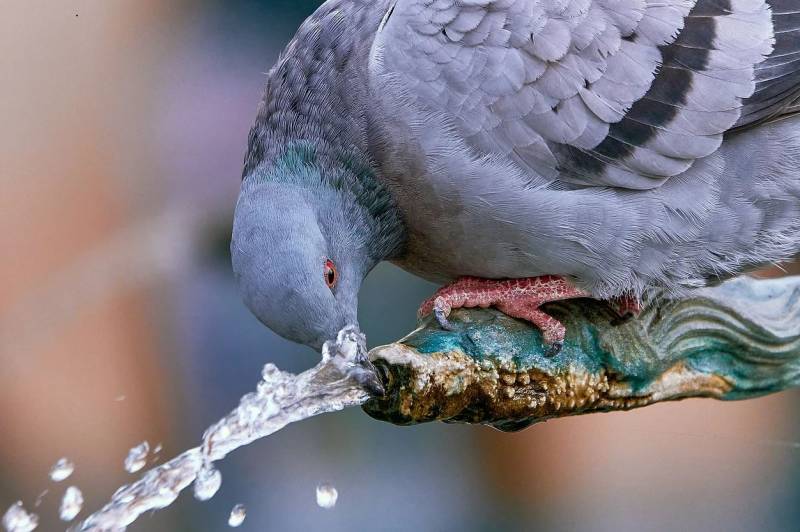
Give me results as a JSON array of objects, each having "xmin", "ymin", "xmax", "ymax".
[{"xmin": 232, "ymin": 0, "xmax": 800, "ymax": 353}]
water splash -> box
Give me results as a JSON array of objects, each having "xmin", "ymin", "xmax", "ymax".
[
  {"xmin": 2, "ymin": 502, "xmax": 38, "ymax": 532},
  {"xmin": 193, "ymin": 465, "xmax": 222, "ymax": 501},
  {"xmin": 50, "ymin": 458, "xmax": 75, "ymax": 482},
  {"xmin": 59, "ymin": 487, "xmax": 84, "ymax": 522},
  {"xmin": 124, "ymin": 442, "xmax": 150, "ymax": 474},
  {"xmin": 315, "ymin": 483, "xmax": 338, "ymax": 509},
  {"xmin": 228, "ymin": 504, "xmax": 246, "ymax": 527},
  {"xmin": 74, "ymin": 326, "xmax": 382, "ymax": 531}
]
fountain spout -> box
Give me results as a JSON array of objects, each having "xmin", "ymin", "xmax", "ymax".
[{"xmin": 365, "ymin": 276, "xmax": 800, "ymax": 431}]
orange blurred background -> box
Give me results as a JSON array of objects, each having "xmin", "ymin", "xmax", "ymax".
[{"xmin": 2, "ymin": 2, "xmax": 799, "ymax": 531}]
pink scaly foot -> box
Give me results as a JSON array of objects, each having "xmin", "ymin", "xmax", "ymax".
[{"xmin": 418, "ymin": 276, "xmax": 591, "ymax": 353}]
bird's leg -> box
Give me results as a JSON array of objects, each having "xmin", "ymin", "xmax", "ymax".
[{"xmin": 418, "ymin": 276, "xmax": 590, "ymax": 352}]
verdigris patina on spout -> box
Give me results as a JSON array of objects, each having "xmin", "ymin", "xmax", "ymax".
[{"xmin": 364, "ymin": 277, "xmax": 800, "ymax": 432}]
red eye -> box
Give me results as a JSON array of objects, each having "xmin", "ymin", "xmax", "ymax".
[{"xmin": 324, "ymin": 259, "xmax": 338, "ymax": 289}]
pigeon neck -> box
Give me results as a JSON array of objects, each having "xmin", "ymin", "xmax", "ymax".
[
  {"xmin": 244, "ymin": 142, "xmax": 406, "ymax": 265},
  {"xmin": 242, "ymin": 0, "xmax": 388, "ymax": 179}
]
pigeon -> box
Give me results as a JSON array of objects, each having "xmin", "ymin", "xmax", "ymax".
[{"xmin": 231, "ymin": 0, "xmax": 800, "ymax": 353}]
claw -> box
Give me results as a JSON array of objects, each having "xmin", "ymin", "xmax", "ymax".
[
  {"xmin": 544, "ymin": 341, "xmax": 563, "ymax": 358},
  {"xmin": 433, "ymin": 297, "xmax": 456, "ymax": 331}
]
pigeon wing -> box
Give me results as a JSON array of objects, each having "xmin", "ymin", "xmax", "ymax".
[
  {"xmin": 735, "ymin": 0, "xmax": 800, "ymax": 129},
  {"xmin": 370, "ymin": 0, "xmax": 778, "ymax": 189}
]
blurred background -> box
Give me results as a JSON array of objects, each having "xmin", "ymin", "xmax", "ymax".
[{"xmin": 2, "ymin": 1, "xmax": 800, "ymax": 530}]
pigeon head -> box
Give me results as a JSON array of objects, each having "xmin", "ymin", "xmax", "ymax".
[
  {"xmin": 231, "ymin": 144, "xmax": 405, "ymax": 352},
  {"xmin": 231, "ymin": 187, "xmax": 354, "ymax": 350}
]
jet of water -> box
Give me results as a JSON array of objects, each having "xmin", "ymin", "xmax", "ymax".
[{"xmin": 74, "ymin": 326, "xmax": 382, "ymax": 531}]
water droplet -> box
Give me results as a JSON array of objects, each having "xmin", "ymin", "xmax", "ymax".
[
  {"xmin": 2, "ymin": 502, "xmax": 38, "ymax": 532},
  {"xmin": 124, "ymin": 441, "xmax": 150, "ymax": 473},
  {"xmin": 315, "ymin": 483, "xmax": 338, "ymax": 509},
  {"xmin": 193, "ymin": 465, "xmax": 222, "ymax": 501},
  {"xmin": 49, "ymin": 457, "xmax": 75, "ymax": 482},
  {"xmin": 33, "ymin": 491, "xmax": 47, "ymax": 509},
  {"xmin": 228, "ymin": 504, "xmax": 246, "ymax": 527},
  {"xmin": 59, "ymin": 486, "xmax": 83, "ymax": 522}
]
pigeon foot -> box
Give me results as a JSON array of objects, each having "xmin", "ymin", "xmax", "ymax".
[{"xmin": 418, "ymin": 276, "xmax": 590, "ymax": 347}]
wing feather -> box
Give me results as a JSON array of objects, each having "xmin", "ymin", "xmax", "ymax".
[
  {"xmin": 735, "ymin": 0, "xmax": 800, "ymax": 128},
  {"xmin": 371, "ymin": 0, "xmax": 780, "ymax": 189}
]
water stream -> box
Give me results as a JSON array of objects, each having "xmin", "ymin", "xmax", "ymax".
[{"xmin": 35, "ymin": 326, "xmax": 382, "ymax": 532}]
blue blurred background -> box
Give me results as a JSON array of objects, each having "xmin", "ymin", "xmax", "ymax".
[{"xmin": 2, "ymin": 1, "xmax": 800, "ymax": 530}]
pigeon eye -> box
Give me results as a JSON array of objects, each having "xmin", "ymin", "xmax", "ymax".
[{"xmin": 324, "ymin": 259, "xmax": 338, "ymax": 289}]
